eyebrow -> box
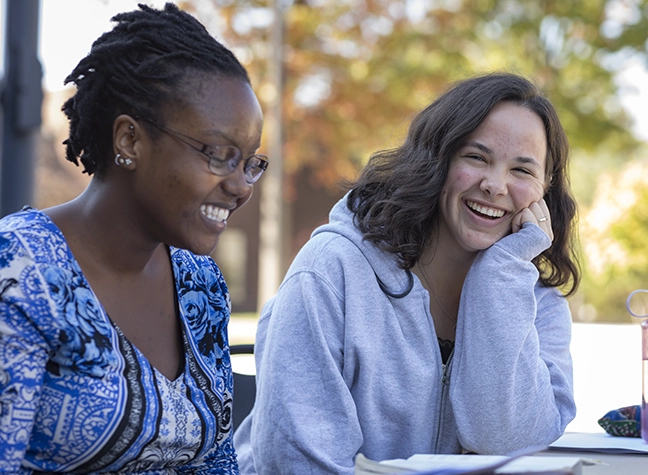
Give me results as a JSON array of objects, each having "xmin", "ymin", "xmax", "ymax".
[
  {"xmin": 207, "ymin": 127, "xmax": 262, "ymax": 147},
  {"xmin": 201, "ymin": 130, "xmax": 262, "ymax": 154},
  {"xmin": 464, "ymin": 141, "xmax": 543, "ymax": 168}
]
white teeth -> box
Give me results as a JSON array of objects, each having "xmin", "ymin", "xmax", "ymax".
[
  {"xmin": 200, "ymin": 204, "xmax": 230, "ymax": 222},
  {"xmin": 466, "ymin": 200, "xmax": 505, "ymax": 218}
]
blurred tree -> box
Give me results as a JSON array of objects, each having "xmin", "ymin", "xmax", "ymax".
[
  {"xmin": 579, "ymin": 159, "xmax": 648, "ymax": 322},
  {"xmin": 183, "ymin": 0, "xmax": 647, "ymax": 199},
  {"xmin": 181, "ymin": 0, "xmax": 648, "ymax": 320}
]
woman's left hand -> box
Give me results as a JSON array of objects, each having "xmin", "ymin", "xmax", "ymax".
[{"xmin": 511, "ymin": 198, "xmax": 553, "ymax": 241}]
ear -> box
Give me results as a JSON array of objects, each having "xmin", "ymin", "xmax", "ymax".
[{"xmin": 113, "ymin": 114, "xmax": 141, "ymax": 168}]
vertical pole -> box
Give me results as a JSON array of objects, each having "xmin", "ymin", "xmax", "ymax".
[
  {"xmin": 0, "ymin": 0, "xmax": 43, "ymax": 217},
  {"xmin": 256, "ymin": 0, "xmax": 284, "ymax": 312}
]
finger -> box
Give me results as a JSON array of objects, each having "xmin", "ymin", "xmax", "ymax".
[
  {"xmin": 527, "ymin": 201, "xmax": 545, "ymax": 222},
  {"xmin": 537, "ymin": 199, "xmax": 551, "ymax": 224},
  {"xmin": 540, "ymin": 200, "xmax": 554, "ymax": 240},
  {"xmin": 512, "ymin": 213, "xmax": 523, "ymax": 233},
  {"xmin": 512, "ymin": 208, "xmax": 535, "ymax": 233},
  {"xmin": 528, "ymin": 200, "xmax": 553, "ymax": 240}
]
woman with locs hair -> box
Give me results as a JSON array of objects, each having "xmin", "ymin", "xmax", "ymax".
[
  {"xmin": 235, "ymin": 73, "xmax": 579, "ymax": 474},
  {"xmin": 0, "ymin": 3, "xmax": 267, "ymax": 473}
]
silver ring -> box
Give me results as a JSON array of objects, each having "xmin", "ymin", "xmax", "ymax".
[{"xmin": 538, "ymin": 216, "xmax": 548, "ymax": 222}]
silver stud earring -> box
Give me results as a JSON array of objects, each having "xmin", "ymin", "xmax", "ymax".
[{"xmin": 114, "ymin": 153, "xmax": 132, "ymax": 166}]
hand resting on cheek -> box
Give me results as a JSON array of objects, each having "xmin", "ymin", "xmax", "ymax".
[{"xmin": 511, "ymin": 197, "xmax": 553, "ymax": 241}]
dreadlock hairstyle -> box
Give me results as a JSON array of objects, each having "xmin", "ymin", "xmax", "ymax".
[
  {"xmin": 62, "ymin": 2, "xmax": 250, "ymax": 177},
  {"xmin": 348, "ymin": 73, "xmax": 581, "ymax": 296}
]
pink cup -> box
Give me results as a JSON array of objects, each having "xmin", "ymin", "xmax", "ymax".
[{"xmin": 627, "ymin": 289, "xmax": 648, "ymax": 443}]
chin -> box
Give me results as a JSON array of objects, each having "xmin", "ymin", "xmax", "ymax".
[{"xmin": 186, "ymin": 238, "xmax": 221, "ymax": 257}]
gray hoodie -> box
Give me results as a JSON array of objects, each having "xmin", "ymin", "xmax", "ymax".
[{"xmin": 234, "ymin": 196, "xmax": 575, "ymax": 474}]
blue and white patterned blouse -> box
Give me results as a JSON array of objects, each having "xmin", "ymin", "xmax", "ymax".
[{"xmin": 0, "ymin": 208, "xmax": 238, "ymax": 474}]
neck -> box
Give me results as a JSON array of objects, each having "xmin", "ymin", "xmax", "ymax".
[
  {"xmin": 423, "ymin": 221, "xmax": 479, "ymax": 289},
  {"xmin": 416, "ymin": 230, "xmax": 478, "ymax": 339},
  {"xmin": 44, "ymin": 178, "xmax": 163, "ymax": 276},
  {"xmin": 420, "ymin": 246, "xmax": 475, "ymax": 295}
]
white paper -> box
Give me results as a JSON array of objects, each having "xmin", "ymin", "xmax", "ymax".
[
  {"xmin": 549, "ymin": 431, "xmax": 648, "ymax": 454},
  {"xmin": 354, "ymin": 453, "xmax": 582, "ymax": 475}
]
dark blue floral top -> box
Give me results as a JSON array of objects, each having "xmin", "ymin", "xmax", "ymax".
[{"xmin": 0, "ymin": 208, "xmax": 238, "ymax": 474}]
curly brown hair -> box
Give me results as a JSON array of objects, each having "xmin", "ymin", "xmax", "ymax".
[{"xmin": 348, "ymin": 72, "xmax": 580, "ymax": 296}]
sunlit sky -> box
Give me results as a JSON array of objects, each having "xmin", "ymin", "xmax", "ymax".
[
  {"xmin": 4, "ymin": 0, "xmax": 648, "ymax": 141},
  {"xmin": 39, "ymin": 0, "xmax": 169, "ymax": 91}
]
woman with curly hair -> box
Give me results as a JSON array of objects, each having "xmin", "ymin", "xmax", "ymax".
[
  {"xmin": 235, "ymin": 72, "xmax": 579, "ymax": 474},
  {"xmin": 0, "ymin": 3, "xmax": 266, "ymax": 473}
]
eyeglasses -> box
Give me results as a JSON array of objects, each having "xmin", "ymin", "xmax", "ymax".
[{"xmin": 138, "ymin": 117, "xmax": 268, "ymax": 184}]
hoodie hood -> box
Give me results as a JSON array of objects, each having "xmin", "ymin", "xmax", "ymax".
[{"xmin": 311, "ymin": 193, "xmax": 414, "ymax": 298}]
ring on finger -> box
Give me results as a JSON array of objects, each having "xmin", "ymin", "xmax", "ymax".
[{"xmin": 538, "ymin": 216, "xmax": 548, "ymax": 222}]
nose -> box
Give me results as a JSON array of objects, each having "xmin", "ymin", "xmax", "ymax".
[
  {"xmin": 222, "ymin": 163, "xmax": 252, "ymax": 199},
  {"xmin": 479, "ymin": 169, "xmax": 508, "ymax": 196}
]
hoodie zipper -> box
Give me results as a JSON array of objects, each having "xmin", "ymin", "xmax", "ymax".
[{"xmin": 434, "ymin": 346, "xmax": 455, "ymax": 452}]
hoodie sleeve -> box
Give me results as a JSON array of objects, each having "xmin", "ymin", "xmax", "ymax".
[
  {"xmin": 246, "ymin": 267, "xmax": 361, "ymax": 475},
  {"xmin": 450, "ymin": 223, "xmax": 576, "ymax": 454}
]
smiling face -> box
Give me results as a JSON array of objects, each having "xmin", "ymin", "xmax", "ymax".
[
  {"xmin": 437, "ymin": 101, "xmax": 547, "ymax": 256},
  {"xmin": 130, "ymin": 73, "xmax": 264, "ymax": 256}
]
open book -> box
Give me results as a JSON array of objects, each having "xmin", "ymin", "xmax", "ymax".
[{"xmin": 354, "ymin": 453, "xmax": 584, "ymax": 475}]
